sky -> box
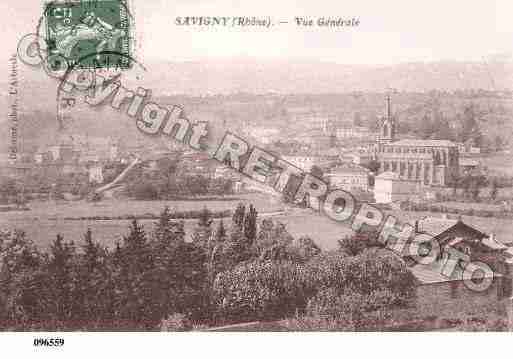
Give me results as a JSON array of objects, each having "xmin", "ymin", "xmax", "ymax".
[{"xmin": 0, "ymin": 0, "xmax": 512, "ymax": 67}]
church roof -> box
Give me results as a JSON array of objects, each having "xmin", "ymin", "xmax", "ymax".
[{"xmin": 391, "ymin": 139, "xmax": 457, "ymax": 147}]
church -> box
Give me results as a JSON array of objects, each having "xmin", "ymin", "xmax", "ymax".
[{"xmin": 371, "ymin": 96, "xmax": 459, "ymax": 187}]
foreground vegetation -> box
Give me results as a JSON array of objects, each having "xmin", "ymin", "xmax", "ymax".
[{"xmin": 0, "ymin": 204, "xmax": 416, "ymax": 331}]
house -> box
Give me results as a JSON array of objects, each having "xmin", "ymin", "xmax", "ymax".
[
  {"xmin": 346, "ymin": 151, "xmax": 374, "ymax": 166},
  {"xmin": 459, "ymin": 158, "xmax": 480, "ymax": 174},
  {"xmin": 325, "ymin": 163, "xmax": 370, "ymax": 192},
  {"xmin": 336, "ymin": 125, "xmax": 377, "ymax": 141},
  {"xmin": 88, "ymin": 164, "xmax": 104, "ymax": 184},
  {"xmin": 391, "ymin": 216, "xmax": 513, "ymax": 328},
  {"xmin": 457, "ymin": 141, "xmax": 481, "ymax": 155},
  {"xmin": 407, "ymin": 260, "xmax": 509, "ymax": 325},
  {"xmin": 413, "ymin": 216, "xmax": 508, "ymax": 271},
  {"xmin": 374, "ymin": 171, "xmax": 420, "ymax": 203}
]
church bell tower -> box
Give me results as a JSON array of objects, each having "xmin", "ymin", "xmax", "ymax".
[{"xmin": 379, "ymin": 94, "xmax": 395, "ymax": 143}]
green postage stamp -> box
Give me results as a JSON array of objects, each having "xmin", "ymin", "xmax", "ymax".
[{"xmin": 44, "ymin": 0, "xmax": 131, "ymax": 69}]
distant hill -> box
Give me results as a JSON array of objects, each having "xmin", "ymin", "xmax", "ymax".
[
  {"xmin": 139, "ymin": 59, "xmax": 513, "ymax": 95},
  {"xmin": 1, "ymin": 59, "xmax": 512, "ymax": 99},
  {"xmin": 1, "ymin": 59, "xmax": 512, "ymax": 154}
]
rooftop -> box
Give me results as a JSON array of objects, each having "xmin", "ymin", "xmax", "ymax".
[
  {"xmin": 375, "ymin": 171, "xmax": 420, "ymax": 181},
  {"xmin": 459, "ymin": 158, "xmax": 480, "ymax": 166},
  {"xmin": 390, "ymin": 139, "xmax": 457, "ymax": 147},
  {"xmin": 417, "ymin": 217, "xmax": 459, "ymax": 237},
  {"xmin": 415, "ymin": 216, "xmax": 507, "ymax": 250},
  {"xmin": 327, "ymin": 163, "xmax": 370, "ymax": 175},
  {"xmin": 409, "ymin": 260, "xmax": 499, "ymax": 284}
]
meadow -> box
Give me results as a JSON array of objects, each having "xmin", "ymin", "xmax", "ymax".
[{"xmin": 2, "ymin": 192, "xmax": 513, "ymax": 253}]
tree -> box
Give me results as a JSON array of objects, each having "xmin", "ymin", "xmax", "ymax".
[
  {"xmin": 467, "ymin": 174, "xmax": 487, "ymax": 201},
  {"xmin": 310, "ymin": 165, "xmax": 324, "ymax": 179},
  {"xmin": 338, "ymin": 229, "xmax": 383, "ymax": 256},
  {"xmin": 150, "ymin": 209, "xmax": 207, "ymax": 323},
  {"xmin": 490, "ymin": 179, "xmax": 499, "ymax": 201},
  {"xmin": 449, "ymin": 172, "xmax": 462, "ymax": 196},
  {"xmin": 255, "ymin": 219, "xmax": 295, "ymax": 261},
  {"xmin": 215, "ymin": 220, "xmax": 227, "ymax": 242},
  {"xmin": 353, "ymin": 112, "xmax": 363, "ymax": 127},
  {"xmin": 0, "ymin": 230, "xmax": 47, "ymax": 329},
  {"xmin": 130, "ymin": 182, "xmax": 159, "ymax": 200},
  {"xmin": 494, "ymin": 135, "xmax": 504, "ymax": 152},
  {"xmin": 417, "ymin": 114, "xmax": 434, "ymax": 139},
  {"xmin": 153, "ymin": 206, "xmax": 184, "ymax": 244},
  {"xmin": 232, "ymin": 203, "xmax": 245, "ymax": 230},
  {"xmin": 243, "ymin": 204, "xmax": 258, "ymax": 245},
  {"xmin": 114, "ymin": 220, "xmax": 159, "ymax": 329},
  {"xmin": 192, "ymin": 207, "xmax": 214, "ymax": 248},
  {"xmin": 156, "ymin": 157, "xmax": 179, "ymax": 194},
  {"xmin": 45, "ymin": 234, "xmax": 78, "ymax": 329},
  {"xmin": 294, "ymin": 236, "xmax": 321, "ymax": 261},
  {"xmin": 364, "ymin": 159, "xmax": 380, "ymax": 173},
  {"xmin": 75, "ymin": 228, "xmax": 115, "ymax": 329},
  {"xmin": 431, "ymin": 112, "xmax": 453, "ymax": 140},
  {"xmin": 213, "ymin": 261, "xmax": 308, "ymax": 324},
  {"xmin": 459, "ymin": 105, "xmax": 483, "ymax": 147},
  {"xmin": 198, "ymin": 207, "xmax": 213, "ymax": 228}
]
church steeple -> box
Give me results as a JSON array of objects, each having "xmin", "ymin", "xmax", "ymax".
[{"xmin": 379, "ymin": 93, "xmax": 395, "ymax": 143}]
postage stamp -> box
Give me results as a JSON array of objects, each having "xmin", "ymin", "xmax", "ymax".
[{"xmin": 44, "ymin": 0, "xmax": 131, "ymax": 69}]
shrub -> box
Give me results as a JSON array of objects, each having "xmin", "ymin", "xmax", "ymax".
[
  {"xmin": 212, "ymin": 260, "xmax": 308, "ymax": 323},
  {"xmin": 130, "ymin": 183, "xmax": 159, "ymax": 200}
]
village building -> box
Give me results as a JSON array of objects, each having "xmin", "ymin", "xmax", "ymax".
[
  {"xmin": 398, "ymin": 216, "xmax": 513, "ymax": 325},
  {"xmin": 345, "ymin": 150, "xmax": 374, "ymax": 167},
  {"xmin": 457, "ymin": 141, "xmax": 481, "ymax": 155},
  {"xmin": 282, "ymin": 149, "xmax": 340, "ymax": 172},
  {"xmin": 413, "ymin": 216, "xmax": 508, "ymax": 270},
  {"xmin": 374, "ymin": 171, "xmax": 421, "ymax": 204},
  {"xmin": 459, "ymin": 157, "xmax": 480, "ymax": 174},
  {"xmin": 325, "ymin": 163, "xmax": 370, "ymax": 192},
  {"xmin": 87, "ymin": 164, "xmax": 104, "ymax": 184},
  {"xmin": 336, "ymin": 125, "xmax": 378, "ymax": 141}
]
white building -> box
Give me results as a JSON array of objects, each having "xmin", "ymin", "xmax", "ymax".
[
  {"xmin": 88, "ymin": 164, "xmax": 104, "ymax": 184},
  {"xmin": 325, "ymin": 163, "xmax": 370, "ymax": 192},
  {"xmin": 374, "ymin": 171, "xmax": 421, "ymax": 204},
  {"xmin": 457, "ymin": 142, "xmax": 481, "ymax": 155}
]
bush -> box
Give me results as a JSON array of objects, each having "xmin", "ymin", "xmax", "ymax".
[
  {"xmin": 212, "ymin": 260, "xmax": 309, "ymax": 323},
  {"xmin": 130, "ymin": 183, "xmax": 159, "ymax": 200},
  {"xmin": 304, "ymin": 248, "xmax": 416, "ymax": 304}
]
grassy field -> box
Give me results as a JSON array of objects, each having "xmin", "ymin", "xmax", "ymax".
[
  {"xmin": 2, "ymin": 193, "xmax": 513, "ymax": 253},
  {"xmin": 0, "ymin": 214, "xmax": 353, "ymax": 252},
  {"xmin": 1, "ymin": 193, "xmax": 283, "ymax": 220},
  {"xmin": 0, "ymin": 193, "xmax": 286, "ymax": 250}
]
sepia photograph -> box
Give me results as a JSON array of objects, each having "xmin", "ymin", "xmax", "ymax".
[{"xmin": 1, "ymin": 0, "xmax": 513, "ymax": 356}]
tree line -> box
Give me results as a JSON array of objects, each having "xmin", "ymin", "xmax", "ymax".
[{"xmin": 0, "ymin": 204, "xmax": 416, "ymax": 330}]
